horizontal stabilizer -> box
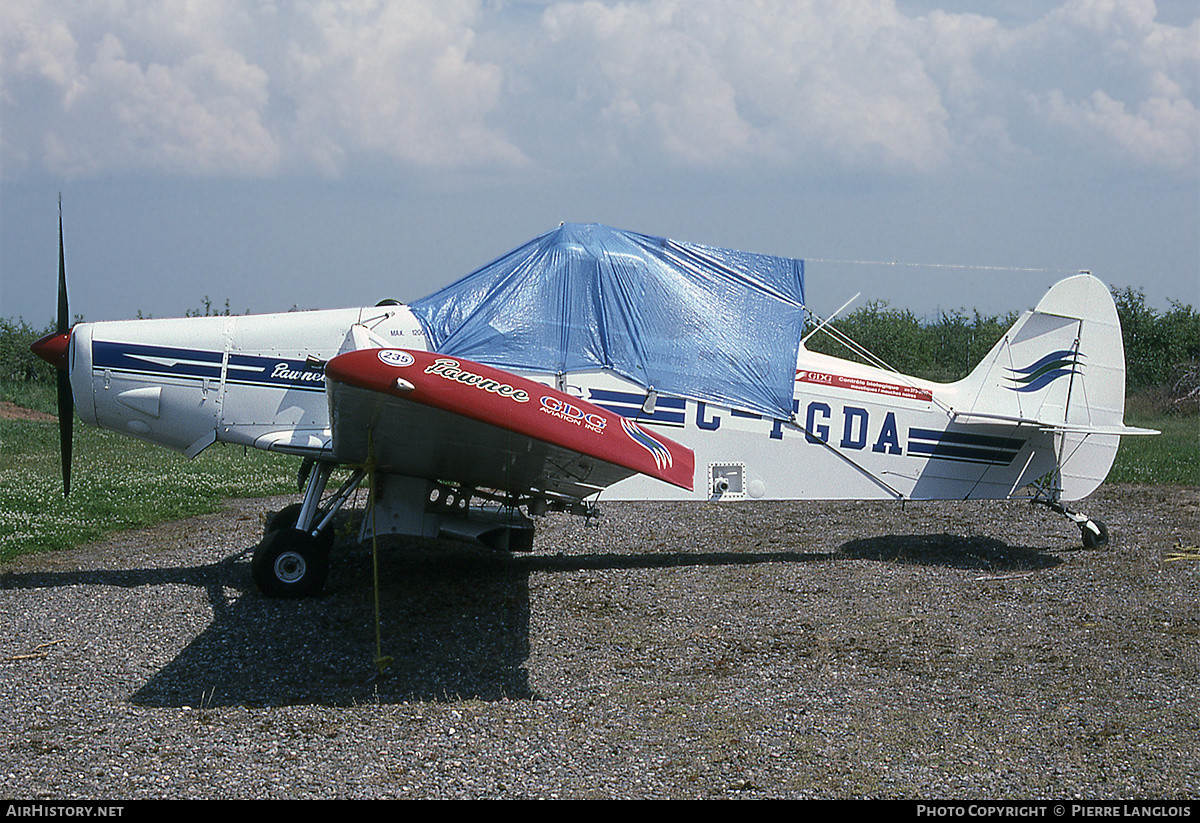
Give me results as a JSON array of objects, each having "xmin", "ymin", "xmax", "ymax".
[{"xmin": 949, "ymin": 409, "xmax": 1159, "ymax": 437}]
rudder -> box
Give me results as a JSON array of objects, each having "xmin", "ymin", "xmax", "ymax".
[{"xmin": 955, "ymin": 274, "xmax": 1132, "ymax": 500}]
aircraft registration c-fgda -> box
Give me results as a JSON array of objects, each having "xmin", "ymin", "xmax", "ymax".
[{"xmin": 32, "ymin": 219, "xmax": 1156, "ymax": 598}]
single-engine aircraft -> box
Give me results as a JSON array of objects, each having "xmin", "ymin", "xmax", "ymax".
[{"xmin": 31, "ymin": 219, "xmax": 1155, "ymax": 598}]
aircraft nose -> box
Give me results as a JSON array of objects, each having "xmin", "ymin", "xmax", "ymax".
[{"xmin": 31, "ymin": 330, "xmax": 71, "ymax": 371}]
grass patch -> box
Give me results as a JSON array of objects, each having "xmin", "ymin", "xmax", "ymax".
[
  {"xmin": 1, "ymin": 379, "xmax": 58, "ymax": 416},
  {"xmin": 1107, "ymin": 412, "xmax": 1199, "ymax": 486},
  {"xmin": 1, "ymin": 381, "xmax": 300, "ymax": 562},
  {"xmin": 1, "ymin": 382, "xmax": 1195, "ymax": 563}
]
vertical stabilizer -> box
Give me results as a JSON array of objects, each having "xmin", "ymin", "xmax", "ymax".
[{"xmin": 955, "ymin": 274, "xmax": 1135, "ymax": 500}]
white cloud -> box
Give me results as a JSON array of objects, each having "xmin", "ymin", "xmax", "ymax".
[
  {"xmin": 3, "ymin": 0, "xmax": 280, "ymax": 177},
  {"xmin": 534, "ymin": 0, "xmax": 954, "ymax": 172},
  {"xmin": 279, "ymin": 0, "xmax": 526, "ymax": 174},
  {"xmin": 1019, "ymin": 0, "xmax": 1200, "ymax": 172},
  {"xmin": 1, "ymin": 0, "xmax": 1196, "ymax": 180},
  {"xmin": 2, "ymin": 0, "xmax": 524, "ymax": 178},
  {"xmin": 1036, "ymin": 86, "xmax": 1198, "ymax": 170},
  {"xmin": 43, "ymin": 32, "xmax": 279, "ymax": 176}
]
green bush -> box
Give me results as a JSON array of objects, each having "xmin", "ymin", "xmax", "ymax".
[
  {"xmin": 805, "ymin": 303, "xmax": 1019, "ymax": 384},
  {"xmin": 3, "ymin": 286, "xmax": 1196, "ymax": 400},
  {"xmin": 1111, "ymin": 287, "xmax": 1200, "ymax": 394},
  {"xmin": 0, "ymin": 318, "xmax": 56, "ymax": 383},
  {"xmin": 804, "ymin": 287, "xmax": 1198, "ymax": 404}
]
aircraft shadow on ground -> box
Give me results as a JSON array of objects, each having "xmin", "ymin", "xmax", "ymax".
[
  {"xmin": 130, "ymin": 542, "xmax": 537, "ymax": 709},
  {"xmin": 838, "ymin": 533, "xmax": 1063, "ymax": 571},
  {"xmin": 3, "ymin": 532, "xmax": 1059, "ymax": 708},
  {"xmin": 130, "ymin": 541, "xmax": 837, "ymax": 709}
]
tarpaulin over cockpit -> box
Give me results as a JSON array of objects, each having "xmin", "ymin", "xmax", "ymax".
[{"xmin": 409, "ymin": 223, "xmax": 805, "ymax": 420}]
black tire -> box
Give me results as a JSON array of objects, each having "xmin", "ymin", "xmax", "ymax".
[
  {"xmin": 264, "ymin": 503, "xmax": 305, "ymax": 536},
  {"xmin": 252, "ymin": 527, "xmax": 330, "ymax": 598},
  {"xmin": 1080, "ymin": 519, "xmax": 1109, "ymax": 549}
]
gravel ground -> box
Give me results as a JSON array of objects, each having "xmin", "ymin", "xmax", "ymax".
[{"xmin": 1, "ymin": 484, "xmax": 1197, "ymax": 799}]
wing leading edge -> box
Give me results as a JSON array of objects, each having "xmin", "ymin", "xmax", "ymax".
[{"xmin": 324, "ymin": 349, "xmax": 694, "ymax": 499}]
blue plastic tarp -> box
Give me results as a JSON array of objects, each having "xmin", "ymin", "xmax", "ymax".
[{"xmin": 409, "ymin": 223, "xmax": 805, "ymax": 419}]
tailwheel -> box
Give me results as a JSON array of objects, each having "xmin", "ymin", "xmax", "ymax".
[
  {"xmin": 1080, "ymin": 518, "xmax": 1109, "ymax": 550},
  {"xmin": 252, "ymin": 528, "xmax": 331, "ymax": 599},
  {"xmin": 1033, "ymin": 496, "xmax": 1110, "ymax": 550}
]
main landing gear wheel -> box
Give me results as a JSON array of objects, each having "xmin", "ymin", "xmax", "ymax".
[
  {"xmin": 264, "ymin": 503, "xmax": 304, "ymax": 536},
  {"xmin": 252, "ymin": 528, "xmax": 332, "ymax": 599}
]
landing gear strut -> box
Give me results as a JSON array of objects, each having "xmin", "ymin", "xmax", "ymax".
[{"xmin": 251, "ymin": 462, "xmax": 365, "ymax": 598}]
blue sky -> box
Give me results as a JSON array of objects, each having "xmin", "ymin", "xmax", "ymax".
[{"xmin": 2, "ymin": 0, "xmax": 1196, "ymax": 327}]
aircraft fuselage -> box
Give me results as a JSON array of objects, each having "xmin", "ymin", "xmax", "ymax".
[{"xmin": 62, "ymin": 302, "xmax": 1061, "ymax": 505}]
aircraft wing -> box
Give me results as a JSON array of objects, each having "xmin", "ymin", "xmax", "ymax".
[{"xmin": 323, "ymin": 348, "xmax": 694, "ymax": 500}]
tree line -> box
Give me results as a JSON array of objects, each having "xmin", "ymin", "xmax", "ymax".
[
  {"xmin": 804, "ymin": 287, "xmax": 1198, "ymax": 392},
  {"xmin": 3, "ymin": 287, "xmax": 1197, "ymax": 404}
]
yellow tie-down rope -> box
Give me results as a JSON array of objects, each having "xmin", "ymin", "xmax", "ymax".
[
  {"xmin": 366, "ymin": 430, "xmax": 394, "ymax": 674},
  {"xmin": 1165, "ymin": 539, "xmax": 1200, "ymax": 562}
]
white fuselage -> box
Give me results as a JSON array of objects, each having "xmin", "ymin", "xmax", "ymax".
[
  {"xmin": 65, "ymin": 302, "xmax": 1060, "ymax": 505},
  {"xmin": 567, "ymin": 351, "xmax": 1057, "ymax": 503},
  {"xmin": 69, "ymin": 305, "xmax": 425, "ymax": 457}
]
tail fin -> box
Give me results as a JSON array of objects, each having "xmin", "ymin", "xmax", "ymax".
[{"xmin": 954, "ymin": 274, "xmax": 1152, "ymax": 500}]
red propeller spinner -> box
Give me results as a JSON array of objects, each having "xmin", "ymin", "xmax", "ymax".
[{"xmin": 31, "ymin": 330, "xmax": 71, "ymax": 371}]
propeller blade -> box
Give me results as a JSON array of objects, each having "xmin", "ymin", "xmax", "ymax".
[
  {"xmin": 30, "ymin": 326, "xmax": 73, "ymax": 496},
  {"xmin": 56, "ymin": 198, "xmax": 73, "ymax": 496},
  {"xmin": 29, "ymin": 201, "xmax": 75, "ymax": 497},
  {"xmin": 57, "ymin": 368, "xmax": 73, "ymax": 497},
  {"xmin": 57, "ymin": 203, "xmax": 68, "ymax": 336}
]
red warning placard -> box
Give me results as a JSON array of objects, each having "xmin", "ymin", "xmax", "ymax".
[{"xmin": 795, "ymin": 370, "xmax": 933, "ymax": 402}]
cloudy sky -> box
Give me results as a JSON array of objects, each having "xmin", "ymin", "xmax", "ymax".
[{"xmin": 2, "ymin": 0, "xmax": 1196, "ymax": 327}]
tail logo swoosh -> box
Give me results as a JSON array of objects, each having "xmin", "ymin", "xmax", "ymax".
[{"xmin": 1006, "ymin": 349, "xmax": 1083, "ymax": 393}]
